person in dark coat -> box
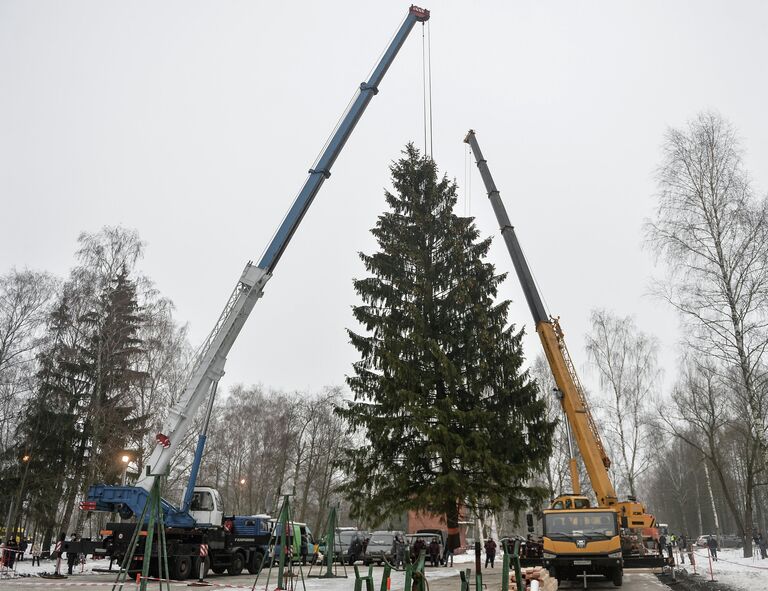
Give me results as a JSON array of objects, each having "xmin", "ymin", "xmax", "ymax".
[
  {"xmin": 707, "ymin": 535, "xmax": 718, "ymax": 561},
  {"xmin": 67, "ymin": 534, "xmax": 79, "ymax": 575},
  {"xmin": 6, "ymin": 539, "xmax": 17, "ymax": 569},
  {"xmin": 484, "ymin": 538, "xmax": 497, "ymax": 568},
  {"xmin": 428, "ymin": 538, "xmax": 440, "ymax": 567},
  {"xmin": 411, "ymin": 537, "xmax": 427, "ymax": 562},
  {"xmin": 658, "ymin": 534, "xmax": 667, "ymax": 557}
]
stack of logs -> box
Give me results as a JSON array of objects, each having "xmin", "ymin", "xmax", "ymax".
[{"xmin": 508, "ymin": 566, "xmax": 558, "ymax": 591}]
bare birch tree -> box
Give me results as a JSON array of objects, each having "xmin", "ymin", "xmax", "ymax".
[
  {"xmin": 0, "ymin": 269, "xmax": 57, "ymax": 451},
  {"xmin": 647, "ymin": 112, "xmax": 768, "ymax": 555},
  {"xmin": 585, "ymin": 310, "xmax": 658, "ymax": 498}
]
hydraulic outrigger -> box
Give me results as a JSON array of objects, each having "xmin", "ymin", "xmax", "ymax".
[{"xmin": 464, "ymin": 130, "xmax": 665, "ymax": 585}]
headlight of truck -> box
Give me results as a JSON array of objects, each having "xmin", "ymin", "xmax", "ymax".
[
  {"xmin": 608, "ymin": 552, "xmax": 622, "ymax": 558},
  {"xmin": 543, "ymin": 553, "xmax": 556, "ymax": 559}
]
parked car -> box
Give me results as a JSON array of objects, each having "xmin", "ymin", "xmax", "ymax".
[
  {"xmin": 695, "ymin": 534, "xmax": 742, "ymax": 548},
  {"xmin": 364, "ymin": 530, "xmax": 403, "ymax": 565},
  {"xmin": 270, "ymin": 521, "xmax": 314, "ymax": 564}
]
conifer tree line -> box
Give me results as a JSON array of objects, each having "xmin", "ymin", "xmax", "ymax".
[{"xmin": 0, "ymin": 228, "xmax": 352, "ymax": 548}]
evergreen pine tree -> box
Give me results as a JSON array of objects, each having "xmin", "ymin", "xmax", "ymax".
[
  {"xmin": 79, "ymin": 267, "xmax": 147, "ymax": 485},
  {"xmin": 337, "ymin": 145, "xmax": 554, "ymax": 542}
]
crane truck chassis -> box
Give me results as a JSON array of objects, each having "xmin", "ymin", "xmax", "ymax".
[{"xmin": 67, "ymin": 5, "xmax": 430, "ymax": 579}]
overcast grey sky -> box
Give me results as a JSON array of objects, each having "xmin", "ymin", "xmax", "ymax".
[{"xmin": 2, "ymin": 1, "xmax": 767, "ymax": 400}]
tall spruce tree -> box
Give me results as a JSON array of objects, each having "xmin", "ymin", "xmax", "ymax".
[
  {"xmin": 80, "ymin": 267, "xmax": 147, "ymax": 484},
  {"xmin": 337, "ymin": 145, "xmax": 554, "ymax": 542}
]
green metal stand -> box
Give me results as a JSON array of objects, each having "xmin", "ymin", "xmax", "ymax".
[
  {"xmin": 379, "ymin": 564, "xmax": 392, "ymax": 591},
  {"xmin": 404, "ymin": 549, "xmax": 427, "ymax": 591},
  {"xmin": 354, "ymin": 565, "xmax": 375, "ymax": 591},
  {"xmin": 110, "ymin": 471, "xmax": 170, "ymax": 591},
  {"xmin": 460, "ymin": 569, "xmax": 471, "ymax": 591},
  {"xmin": 307, "ymin": 505, "xmax": 346, "ymax": 578},
  {"xmin": 501, "ymin": 541, "xmax": 510, "ymax": 591},
  {"xmin": 511, "ymin": 540, "xmax": 523, "ymax": 591},
  {"xmin": 252, "ymin": 495, "xmax": 306, "ymax": 591}
]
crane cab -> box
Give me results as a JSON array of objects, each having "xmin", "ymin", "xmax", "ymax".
[
  {"xmin": 189, "ymin": 486, "xmax": 223, "ymax": 526},
  {"xmin": 550, "ymin": 494, "xmax": 591, "ymax": 510}
]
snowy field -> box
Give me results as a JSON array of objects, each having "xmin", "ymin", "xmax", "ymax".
[
  {"xmin": 1, "ymin": 552, "xmax": 477, "ymax": 588},
  {"xmin": 684, "ymin": 547, "xmax": 768, "ymax": 591}
]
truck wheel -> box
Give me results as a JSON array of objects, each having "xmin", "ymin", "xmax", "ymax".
[
  {"xmin": 228, "ymin": 552, "xmax": 244, "ymax": 575},
  {"xmin": 248, "ymin": 552, "xmax": 264, "ymax": 574},
  {"xmin": 211, "ymin": 565, "xmax": 227, "ymax": 574},
  {"xmin": 612, "ymin": 568, "xmax": 623, "ymax": 587},
  {"xmin": 171, "ymin": 555, "xmax": 192, "ymax": 580}
]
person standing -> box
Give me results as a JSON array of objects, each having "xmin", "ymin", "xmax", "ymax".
[
  {"xmin": 658, "ymin": 533, "xmax": 667, "ymax": 557},
  {"xmin": 428, "ymin": 538, "xmax": 440, "ymax": 567},
  {"xmin": 757, "ymin": 532, "xmax": 767, "ymax": 559},
  {"xmin": 442, "ymin": 540, "xmax": 454, "ymax": 567},
  {"xmin": 484, "ymin": 538, "xmax": 497, "ymax": 568},
  {"xmin": 678, "ymin": 534, "xmax": 688, "ymax": 564},
  {"xmin": 707, "ymin": 535, "xmax": 718, "ymax": 561},
  {"xmin": 31, "ymin": 540, "xmax": 42, "ymax": 567},
  {"xmin": 395, "ymin": 535, "xmax": 406, "ymax": 568},
  {"xmin": 66, "ymin": 534, "xmax": 79, "ymax": 575},
  {"xmin": 6, "ymin": 538, "xmax": 17, "ymax": 569}
]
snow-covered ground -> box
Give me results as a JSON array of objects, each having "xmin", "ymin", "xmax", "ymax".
[
  {"xmin": 1, "ymin": 553, "xmax": 476, "ymax": 586},
  {"xmin": 685, "ymin": 547, "xmax": 768, "ymax": 591},
  {"xmin": 1, "ymin": 556, "xmax": 114, "ymax": 578}
]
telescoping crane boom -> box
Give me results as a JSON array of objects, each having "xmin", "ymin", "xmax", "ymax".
[
  {"xmin": 464, "ymin": 130, "xmax": 663, "ymax": 581},
  {"xmin": 87, "ymin": 5, "xmax": 430, "ymax": 529}
]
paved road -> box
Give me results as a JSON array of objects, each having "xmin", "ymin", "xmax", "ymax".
[{"xmin": 0, "ymin": 566, "xmax": 670, "ymax": 591}]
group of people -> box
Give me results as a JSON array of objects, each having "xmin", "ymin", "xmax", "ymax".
[
  {"xmin": 753, "ymin": 532, "xmax": 768, "ymax": 559},
  {"xmin": 0, "ymin": 534, "xmax": 86, "ymax": 575},
  {"xmin": 0, "ymin": 537, "xmax": 43, "ymax": 570},
  {"xmin": 409, "ymin": 536, "xmax": 444, "ymax": 567},
  {"xmin": 660, "ymin": 531, "xmax": 768, "ymax": 562}
]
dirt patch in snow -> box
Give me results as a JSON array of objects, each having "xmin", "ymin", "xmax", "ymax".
[{"xmin": 656, "ymin": 570, "xmax": 741, "ymax": 591}]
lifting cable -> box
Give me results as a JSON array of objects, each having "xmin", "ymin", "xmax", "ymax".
[{"xmin": 421, "ymin": 21, "xmax": 434, "ymax": 159}]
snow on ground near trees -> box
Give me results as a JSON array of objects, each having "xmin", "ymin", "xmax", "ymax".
[
  {"xmin": 686, "ymin": 548, "xmax": 768, "ymax": 591},
  {"xmin": 3, "ymin": 553, "xmax": 476, "ymax": 588}
]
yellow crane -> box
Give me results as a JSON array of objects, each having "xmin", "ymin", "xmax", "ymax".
[{"xmin": 464, "ymin": 130, "xmax": 664, "ymax": 587}]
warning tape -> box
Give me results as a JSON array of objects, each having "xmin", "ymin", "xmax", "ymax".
[
  {"xmin": 7, "ymin": 579, "xmax": 258, "ymax": 589},
  {"xmin": 692, "ymin": 549, "xmax": 768, "ymax": 571}
]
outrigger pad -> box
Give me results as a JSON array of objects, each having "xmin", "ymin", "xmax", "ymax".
[{"xmin": 39, "ymin": 573, "xmax": 68, "ymax": 579}]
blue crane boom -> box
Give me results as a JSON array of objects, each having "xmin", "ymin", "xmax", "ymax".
[{"xmin": 88, "ymin": 5, "xmax": 430, "ymax": 528}]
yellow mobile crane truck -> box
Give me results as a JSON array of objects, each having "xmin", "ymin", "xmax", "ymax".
[{"xmin": 465, "ymin": 131, "xmax": 665, "ymax": 587}]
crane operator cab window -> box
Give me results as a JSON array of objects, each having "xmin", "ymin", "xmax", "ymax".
[
  {"xmin": 189, "ymin": 486, "xmax": 224, "ymax": 526},
  {"xmin": 191, "ymin": 491, "xmax": 214, "ymax": 511}
]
